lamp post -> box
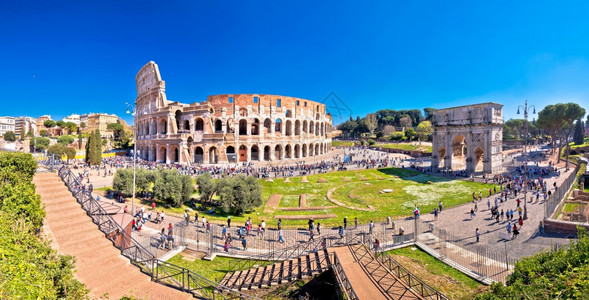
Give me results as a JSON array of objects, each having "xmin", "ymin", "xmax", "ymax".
[
  {"xmin": 126, "ymin": 102, "xmax": 137, "ymax": 217},
  {"xmin": 517, "ymin": 99, "xmax": 535, "ymax": 220}
]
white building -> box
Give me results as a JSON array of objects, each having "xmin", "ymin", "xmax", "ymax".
[
  {"xmin": 0, "ymin": 116, "xmax": 16, "ymax": 137},
  {"xmin": 63, "ymin": 114, "xmax": 81, "ymax": 125},
  {"xmin": 15, "ymin": 117, "xmax": 37, "ymax": 137}
]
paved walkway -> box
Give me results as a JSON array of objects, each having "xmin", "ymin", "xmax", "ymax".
[
  {"xmin": 419, "ymin": 157, "xmax": 575, "ymax": 259},
  {"xmin": 333, "ymin": 246, "xmax": 422, "ymax": 300},
  {"xmin": 34, "ymin": 172, "xmax": 192, "ymax": 300}
]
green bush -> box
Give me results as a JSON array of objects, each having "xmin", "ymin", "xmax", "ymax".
[
  {"xmin": 368, "ymin": 139, "xmax": 376, "ymax": 145},
  {"xmin": 57, "ymin": 135, "xmax": 75, "ymax": 146},
  {"xmin": 0, "ymin": 153, "xmax": 87, "ymax": 298},
  {"xmin": 475, "ymin": 228, "xmax": 589, "ymax": 299},
  {"xmin": 389, "ymin": 132, "xmax": 404, "ymax": 141},
  {"xmin": 216, "ymin": 175, "xmax": 262, "ymax": 215}
]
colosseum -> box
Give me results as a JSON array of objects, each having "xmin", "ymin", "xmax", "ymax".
[{"xmin": 134, "ymin": 61, "xmax": 334, "ymax": 164}]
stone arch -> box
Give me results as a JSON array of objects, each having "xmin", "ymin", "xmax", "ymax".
[
  {"xmin": 438, "ymin": 146, "xmax": 446, "ymax": 168},
  {"xmin": 226, "ymin": 118, "xmax": 234, "ymax": 133},
  {"xmin": 275, "ymin": 119, "xmax": 282, "ymax": 134},
  {"xmin": 316, "ymin": 122, "xmax": 320, "ymax": 136},
  {"xmin": 184, "ymin": 120, "xmax": 190, "ymax": 131},
  {"xmin": 286, "ymin": 120, "xmax": 292, "ymax": 136},
  {"xmin": 194, "ymin": 146, "xmax": 204, "ymax": 163},
  {"xmin": 251, "ymin": 145, "xmax": 260, "ymax": 161},
  {"xmin": 251, "ymin": 118, "xmax": 260, "ymax": 135},
  {"xmin": 195, "ymin": 118, "xmax": 204, "ymax": 131},
  {"xmin": 173, "ymin": 147, "xmax": 179, "ymax": 163},
  {"xmin": 274, "ymin": 144, "xmax": 282, "ymax": 160},
  {"xmin": 302, "ymin": 144, "xmax": 307, "ymax": 157},
  {"xmin": 239, "ymin": 145, "xmax": 247, "ymax": 162},
  {"xmin": 294, "ymin": 144, "xmax": 300, "ymax": 158},
  {"xmin": 226, "ymin": 145, "xmax": 236, "ymax": 163},
  {"xmin": 309, "ymin": 121, "xmax": 314, "ymax": 135},
  {"xmin": 315, "ymin": 143, "xmax": 319, "ymax": 156},
  {"xmin": 286, "ymin": 110, "xmax": 293, "ymax": 118},
  {"xmin": 474, "ymin": 147, "xmax": 484, "ymax": 172},
  {"xmin": 239, "ymin": 108, "xmax": 248, "ymax": 117},
  {"xmin": 215, "ymin": 119, "xmax": 223, "ymax": 133},
  {"xmin": 174, "ymin": 110, "xmax": 182, "ymax": 132},
  {"xmin": 295, "ymin": 120, "xmax": 301, "ymax": 135},
  {"xmin": 209, "ymin": 146, "xmax": 218, "ymax": 164},
  {"xmin": 158, "ymin": 146, "xmax": 167, "ymax": 163},
  {"xmin": 303, "ymin": 120, "xmax": 308, "ymax": 134},
  {"xmin": 264, "ymin": 118, "xmax": 272, "ymax": 134},
  {"xmin": 264, "ymin": 145, "xmax": 271, "ymax": 161},
  {"xmin": 150, "ymin": 146, "xmax": 156, "ymax": 161},
  {"xmin": 285, "ymin": 144, "xmax": 292, "ymax": 159},
  {"xmin": 309, "ymin": 143, "xmax": 314, "ymax": 156},
  {"xmin": 239, "ymin": 119, "xmax": 248, "ymax": 135},
  {"xmin": 451, "ymin": 134, "xmax": 467, "ymax": 170},
  {"xmin": 159, "ymin": 119, "xmax": 167, "ymax": 134}
]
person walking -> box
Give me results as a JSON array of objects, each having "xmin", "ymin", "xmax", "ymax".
[
  {"xmin": 277, "ymin": 219, "xmax": 282, "ymax": 230},
  {"xmin": 354, "ymin": 217, "xmax": 358, "ymax": 229},
  {"xmin": 316, "ymin": 222, "xmax": 321, "ymax": 235},
  {"xmin": 338, "ymin": 226, "xmax": 344, "ymax": 239},
  {"xmin": 194, "ymin": 212, "xmax": 199, "ymax": 226},
  {"xmin": 475, "ymin": 228, "xmax": 480, "ymax": 243},
  {"xmin": 438, "ymin": 201, "xmax": 443, "ymax": 212},
  {"xmin": 309, "ymin": 228, "xmax": 315, "ymax": 242},
  {"xmin": 261, "ymin": 220, "xmax": 266, "ymax": 238},
  {"xmin": 278, "ymin": 229, "xmax": 285, "ymax": 243},
  {"xmin": 227, "ymin": 216, "xmax": 231, "ymax": 228},
  {"xmin": 242, "ymin": 236, "xmax": 247, "ymax": 250},
  {"xmin": 369, "ymin": 220, "xmax": 374, "ymax": 235},
  {"xmin": 343, "ymin": 216, "xmax": 348, "ymax": 230},
  {"xmin": 433, "ymin": 208, "xmax": 439, "ymax": 221}
]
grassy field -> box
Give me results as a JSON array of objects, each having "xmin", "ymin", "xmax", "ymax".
[
  {"xmin": 375, "ymin": 143, "xmax": 432, "ymax": 153},
  {"xmin": 104, "ymin": 167, "xmax": 498, "ymax": 228},
  {"xmin": 331, "ymin": 141, "xmax": 355, "ymax": 147},
  {"xmin": 386, "ymin": 246, "xmax": 485, "ymax": 299}
]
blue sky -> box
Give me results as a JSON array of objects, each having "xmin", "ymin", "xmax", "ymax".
[{"xmin": 1, "ymin": 1, "xmax": 589, "ymax": 125}]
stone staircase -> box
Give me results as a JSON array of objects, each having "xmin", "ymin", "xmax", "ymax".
[
  {"xmin": 220, "ymin": 249, "xmax": 331, "ymax": 291},
  {"xmin": 33, "ymin": 172, "xmax": 192, "ymax": 300}
]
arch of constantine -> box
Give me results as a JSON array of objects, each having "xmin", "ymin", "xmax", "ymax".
[
  {"xmin": 431, "ymin": 103, "xmax": 503, "ymax": 174},
  {"xmin": 134, "ymin": 61, "xmax": 334, "ymax": 165}
]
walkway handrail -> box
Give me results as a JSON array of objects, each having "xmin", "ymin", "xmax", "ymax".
[
  {"xmin": 373, "ymin": 248, "xmax": 449, "ymax": 300},
  {"xmin": 57, "ymin": 166, "xmax": 257, "ymax": 300},
  {"xmin": 227, "ymin": 233, "xmax": 341, "ymax": 274},
  {"xmin": 331, "ymin": 252, "xmax": 359, "ymax": 300}
]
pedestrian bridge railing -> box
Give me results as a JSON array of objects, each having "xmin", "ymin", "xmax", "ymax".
[{"xmin": 57, "ymin": 166, "xmax": 257, "ymax": 300}]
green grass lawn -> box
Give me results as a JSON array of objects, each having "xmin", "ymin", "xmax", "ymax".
[
  {"xmin": 331, "ymin": 141, "xmax": 355, "ymax": 147},
  {"xmin": 168, "ymin": 254, "xmax": 273, "ymax": 283},
  {"xmin": 375, "ymin": 143, "xmax": 432, "ymax": 153},
  {"xmin": 386, "ymin": 246, "xmax": 485, "ymax": 299},
  {"xmin": 103, "ymin": 167, "xmax": 498, "ymax": 228}
]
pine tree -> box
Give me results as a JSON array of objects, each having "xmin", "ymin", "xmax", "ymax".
[{"xmin": 574, "ymin": 119, "xmax": 585, "ymax": 145}]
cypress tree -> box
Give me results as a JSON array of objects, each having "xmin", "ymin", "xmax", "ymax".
[
  {"xmin": 574, "ymin": 119, "xmax": 585, "ymax": 145},
  {"xmin": 85, "ymin": 130, "xmax": 93, "ymax": 164},
  {"xmin": 78, "ymin": 129, "xmax": 83, "ymax": 149},
  {"xmin": 93, "ymin": 129, "xmax": 102, "ymax": 165}
]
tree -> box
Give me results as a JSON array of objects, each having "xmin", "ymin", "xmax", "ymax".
[
  {"xmin": 216, "ymin": 175, "xmax": 262, "ymax": 215},
  {"xmin": 416, "ymin": 121, "xmax": 433, "ymax": 141},
  {"xmin": 405, "ymin": 128, "xmax": 417, "ymax": 141},
  {"xmin": 574, "ymin": 119, "xmax": 585, "ymax": 145},
  {"xmin": 423, "ymin": 108, "xmax": 436, "ymax": 121},
  {"xmin": 39, "ymin": 129, "xmax": 48, "ymax": 137},
  {"xmin": 32, "ymin": 137, "xmax": 50, "ymax": 151},
  {"xmin": 43, "ymin": 120, "xmax": 56, "ymax": 129},
  {"xmin": 85, "ymin": 130, "xmax": 101, "ymax": 165},
  {"xmin": 107, "ymin": 122, "xmax": 124, "ymax": 142},
  {"xmin": 382, "ymin": 125, "xmax": 396, "ymax": 137},
  {"xmin": 57, "ymin": 135, "xmax": 74, "ymax": 146},
  {"xmin": 55, "ymin": 120, "xmax": 65, "ymax": 129},
  {"xmin": 364, "ymin": 113, "xmax": 378, "ymax": 137},
  {"xmin": 560, "ymin": 103, "xmax": 586, "ymax": 169},
  {"xmin": 47, "ymin": 144, "xmax": 65, "ymax": 158},
  {"xmin": 537, "ymin": 103, "xmax": 585, "ymax": 169},
  {"xmin": 338, "ymin": 120, "xmax": 358, "ymax": 138},
  {"xmin": 80, "ymin": 122, "xmax": 86, "ymax": 129},
  {"xmin": 399, "ymin": 116, "xmax": 412, "ymax": 129},
  {"xmin": 112, "ymin": 168, "xmax": 134, "ymax": 196},
  {"xmin": 77, "ymin": 130, "xmax": 83, "ymax": 149},
  {"xmin": 3, "ymin": 131, "xmax": 16, "ymax": 142},
  {"xmin": 64, "ymin": 147, "xmax": 76, "ymax": 162},
  {"xmin": 196, "ymin": 173, "xmax": 216, "ymax": 202},
  {"xmin": 93, "ymin": 129, "xmax": 103, "ymax": 164},
  {"xmin": 153, "ymin": 169, "xmax": 183, "ymax": 207},
  {"xmin": 180, "ymin": 175, "xmax": 194, "ymax": 203}
]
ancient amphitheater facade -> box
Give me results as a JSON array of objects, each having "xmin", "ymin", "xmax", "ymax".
[{"xmin": 134, "ymin": 61, "xmax": 334, "ymax": 164}]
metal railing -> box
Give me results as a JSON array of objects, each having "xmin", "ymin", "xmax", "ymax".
[
  {"xmin": 373, "ymin": 248, "xmax": 448, "ymax": 299},
  {"xmin": 57, "ymin": 166, "xmax": 257, "ymax": 300},
  {"xmin": 545, "ymin": 163, "xmax": 581, "ymax": 219},
  {"xmin": 331, "ymin": 252, "xmax": 359, "ymax": 300},
  {"xmin": 416, "ymin": 224, "xmax": 517, "ymax": 283}
]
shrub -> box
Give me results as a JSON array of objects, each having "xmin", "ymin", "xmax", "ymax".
[
  {"xmin": 368, "ymin": 139, "xmax": 376, "ymax": 145},
  {"xmin": 216, "ymin": 175, "xmax": 262, "ymax": 215},
  {"xmin": 196, "ymin": 173, "xmax": 216, "ymax": 202}
]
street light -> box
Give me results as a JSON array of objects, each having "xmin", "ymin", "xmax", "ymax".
[
  {"xmin": 517, "ymin": 99, "xmax": 535, "ymax": 220},
  {"xmin": 126, "ymin": 102, "xmax": 137, "ymax": 217}
]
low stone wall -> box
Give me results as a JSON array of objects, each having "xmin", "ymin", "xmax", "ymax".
[{"xmin": 544, "ymin": 219, "xmax": 589, "ymax": 235}]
